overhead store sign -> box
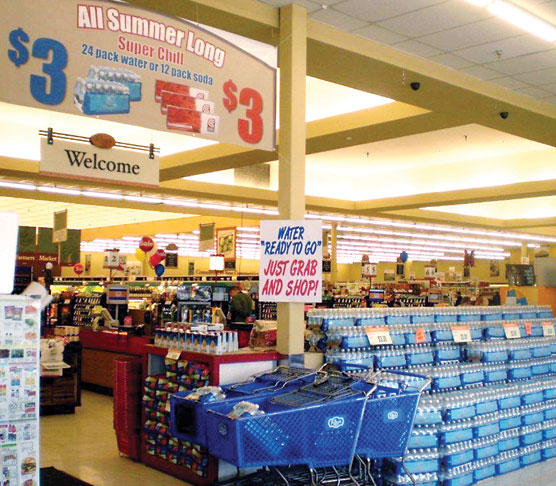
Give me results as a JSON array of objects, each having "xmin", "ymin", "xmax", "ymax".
[
  {"xmin": 259, "ymin": 220, "xmax": 323, "ymax": 303},
  {"xmin": 2, "ymin": 0, "xmax": 276, "ymax": 151},
  {"xmin": 40, "ymin": 139, "xmax": 159, "ymax": 187}
]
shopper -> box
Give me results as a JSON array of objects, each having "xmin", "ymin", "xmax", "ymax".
[
  {"xmin": 229, "ymin": 285, "xmax": 253, "ymax": 323},
  {"xmin": 454, "ymin": 292, "xmax": 463, "ymax": 306}
]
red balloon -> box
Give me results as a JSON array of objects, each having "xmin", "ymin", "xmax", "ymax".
[
  {"xmin": 139, "ymin": 236, "xmax": 154, "ymax": 253},
  {"xmin": 150, "ymin": 253, "xmax": 162, "ymax": 267},
  {"xmin": 156, "ymin": 249, "xmax": 167, "ymax": 261},
  {"xmin": 73, "ymin": 263, "xmax": 84, "ymax": 275}
]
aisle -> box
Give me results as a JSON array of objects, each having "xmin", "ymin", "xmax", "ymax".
[{"xmin": 40, "ymin": 391, "xmax": 189, "ymax": 486}]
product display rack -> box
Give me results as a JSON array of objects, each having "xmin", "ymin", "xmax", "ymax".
[
  {"xmin": 308, "ymin": 305, "xmax": 556, "ymax": 486},
  {"xmin": 72, "ymin": 292, "xmax": 103, "ymax": 327},
  {"xmin": 257, "ymin": 301, "xmax": 277, "ymax": 320},
  {"xmin": 141, "ymin": 345, "xmax": 280, "ymax": 485}
]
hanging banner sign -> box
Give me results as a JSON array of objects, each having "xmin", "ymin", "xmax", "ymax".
[
  {"xmin": 41, "ymin": 139, "xmax": 159, "ymax": 187},
  {"xmin": 53, "ymin": 210, "xmax": 68, "ymax": 243},
  {"xmin": 259, "ymin": 220, "xmax": 323, "ymax": 303},
  {"xmin": 2, "ymin": 0, "xmax": 276, "ymax": 151}
]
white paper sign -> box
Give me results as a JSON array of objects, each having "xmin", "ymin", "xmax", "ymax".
[
  {"xmin": 259, "ymin": 220, "xmax": 322, "ymax": 303},
  {"xmin": 451, "ymin": 325, "xmax": 472, "ymax": 343},
  {"xmin": 0, "ymin": 213, "xmax": 18, "ymax": 294}
]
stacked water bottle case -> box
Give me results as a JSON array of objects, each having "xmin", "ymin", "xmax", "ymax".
[{"xmin": 308, "ymin": 305, "xmax": 556, "ymax": 486}]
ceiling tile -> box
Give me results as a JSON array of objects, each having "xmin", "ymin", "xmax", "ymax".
[
  {"xmin": 484, "ymin": 49, "xmax": 556, "ymax": 75},
  {"xmin": 353, "ymin": 24, "xmax": 408, "ymax": 44},
  {"xmin": 428, "ymin": 53, "xmax": 474, "ymax": 69},
  {"xmin": 514, "ymin": 66, "xmax": 556, "ymax": 86},
  {"xmin": 393, "ymin": 39, "xmax": 444, "ymax": 58},
  {"xmin": 515, "ymin": 86, "xmax": 554, "ymax": 98},
  {"xmin": 459, "ymin": 65, "xmax": 502, "ymax": 80},
  {"xmin": 333, "ymin": 0, "xmax": 444, "ymax": 23},
  {"xmin": 453, "ymin": 35, "xmax": 550, "ymax": 65},
  {"xmin": 542, "ymin": 82, "xmax": 556, "ymax": 95},
  {"xmin": 376, "ymin": 1, "xmax": 490, "ymax": 38},
  {"xmin": 309, "ymin": 7, "xmax": 368, "ymax": 31},
  {"xmin": 489, "ymin": 76, "xmax": 530, "ymax": 89},
  {"xmin": 258, "ymin": 0, "xmax": 322, "ymax": 11},
  {"xmin": 419, "ymin": 18, "xmax": 523, "ymax": 51}
]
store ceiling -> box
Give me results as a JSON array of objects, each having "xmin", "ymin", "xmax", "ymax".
[
  {"xmin": 258, "ymin": 0, "xmax": 556, "ymax": 105},
  {"xmin": 0, "ymin": 197, "xmax": 187, "ymax": 229}
]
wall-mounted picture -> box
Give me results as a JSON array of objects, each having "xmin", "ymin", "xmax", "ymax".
[
  {"xmin": 384, "ymin": 269, "xmax": 395, "ymax": 282},
  {"xmin": 216, "ymin": 228, "xmax": 236, "ymax": 260},
  {"xmin": 490, "ymin": 260, "xmax": 500, "ymax": 277}
]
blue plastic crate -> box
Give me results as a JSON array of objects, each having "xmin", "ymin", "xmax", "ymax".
[
  {"xmin": 389, "ymin": 332, "xmax": 408, "ymax": 347},
  {"xmin": 496, "ymin": 457, "xmax": 520, "ymax": 475},
  {"xmin": 521, "ymin": 450, "xmax": 542, "ymax": 466},
  {"xmin": 543, "ymin": 445, "xmax": 556, "ymax": 460},
  {"xmin": 532, "ymin": 363, "xmax": 551, "ymax": 376},
  {"xmin": 499, "ymin": 396, "xmax": 521, "ymax": 410},
  {"xmin": 457, "ymin": 314, "xmax": 478, "ymax": 322},
  {"xmin": 508, "ymin": 364, "xmax": 532, "ymax": 380},
  {"xmin": 500, "ymin": 415, "xmax": 521, "ymax": 431},
  {"xmin": 484, "ymin": 325, "xmax": 505, "ymax": 338},
  {"xmin": 475, "ymin": 441, "xmax": 499, "ymax": 460},
  {"xmin": 544, "ymin": 427, "xmax": 556, "ymax": 441},
  {"xmin": 341, "ymin": 335, "xmax": 371, "ymax": 349},
  {"xmin": 521, "ymin": 312, "xmax": 538, "ymax": 320},
  {"xmin": 522, "ymin": 412, "xmax": 544, "ymax": 426},
  {"xmin": 411, "ymin": 314, "xmax": 435, "ymax": 324},
  {"xmin": 440, "ymin": 427, "xmax": 473, "ymax": 446},
  {"xmin": 509, "ymin": 348, "xmax": 532, "ymax": 360},
  {"xmin": 521, "ymin": 431, "xmax": 543, "ymax": 446},
  {"xmin": 522, "ymin": 391, "xmax": 544, "ymax": 405},
  {"xmin": 545, "ymin": 407, "xmax": 556, "ymax": 420},
  {"xmin": 529, "ymin": 324, "xmax": 544, "ymax": 337},
  {"xmin": 434, "ymin": 314, "xmax": 457, "ymax": 323},
  {"xmin": 434, "ymin": 346, "xmax": 461, "ymax": 364},
  {"xmin": 476, "ymin": 400, "xmax": 498, "ymax": 415},
  {"xmin": 532, "ymin": 346, "xmax": 552, "ymax": 358},
  {"xmin": 433, "ymin": 375, "xmax": 462, "ymax": 391},
  {"xmin": 474, "ymin": 421, "xmax": 500, "ymax": 439},
  {"xmin": 470, "ymin": 327, "xmax": 483, "ymax": 340},
  {"xmin": 407, "ymin": 350, "xmax": 434, "ymax": 366},
  {"xmin": 375, "ymin": 354, "xmax": 407, "ymax": 369},
  {"xmin": 482, "ymin": 313, "xmax": 502, "ymax": 321},
  {"xmin": 386, "ymin": 315, "xmax": 411, "ymax": 325},
  {"xmin": 431, "ymin": 328, "xmax": 453, "ymax": 343},
  {"xmin": 444, "ymin": 404, "xmax": 475, "ymax": 421},
  {"xmin": 485, "ymin": 368, "xmax": 507, "ymax": 383},
  {"xmin": 407, "ymin": 428, "xmax": 439, "ymax": 449},
  {"xmin": 503, "ymin": 313, "xmax": 520, "ymax": 320},
  {"xmin": 499, "ymin": 436, "xmax": 520, "ymax": 452},
  {"xmin": 441, "ymin": 472, "xmax": 474, "ymax": 486},
  {"xmin": 461, "ymin": 369, "xmax": 485, "ymax": 386},
  {"xmin": 358, "ymin": 317, "xmax": 386, "ymax": 328},
  {"xmin": 395, "ymin": 456, "xmax": 439, "ymax": 474},
  {"xmin": 442, "ymin": 449, "xmax": 473, "ymax": 468},
  {"xmin": 414, "ymin": 408, "xmax": 443, "ymax": 425},
  {"xmin": 474, "ymin": 464, "xmax": 495, "ymax": 482}
]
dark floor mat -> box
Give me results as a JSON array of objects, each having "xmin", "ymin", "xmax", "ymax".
[{"xmin": 40, "ymin": 467, "xmax": 94, "ymax": 486}]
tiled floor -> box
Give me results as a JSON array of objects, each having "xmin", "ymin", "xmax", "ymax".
[
  {"xmin": 41, "ymin": 391, "xmax": 556, "ymax": 486},
  {"xmin": 40, "ymin": 391, "xmax": 188, "ymax": 486}
]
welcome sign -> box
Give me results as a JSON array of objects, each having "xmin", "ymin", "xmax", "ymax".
[{"xmin": 40, "ymin": 138, "xmax": 159, "ymax": 187}]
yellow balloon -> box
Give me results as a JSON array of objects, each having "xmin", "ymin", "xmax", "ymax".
[{"xmin": 135, "ymin": 248, "xmax": 146, "ymax": 262}]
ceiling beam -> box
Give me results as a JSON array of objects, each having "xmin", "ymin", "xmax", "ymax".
[
  {"xmin": 159, "ymin": 103, "xmax": 460, "ymax": 181},
  {"xmin": 504, "ymin": 217, "xmax": 556, "ymax": 229},
  {"xmin": 379, "ymin": 209, "xmax": 506, "ymax": 229},
  {"xmin": 127, "ymin": 0, "xmax": 556, "ymax": 149},
  {"xmin": 355, "ymin": 178, "xmax": 556, "ymax": 212}
]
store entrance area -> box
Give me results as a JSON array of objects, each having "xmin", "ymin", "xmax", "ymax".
[{"xmin": 40, "ymin": 391, "xmax": 186, "ymax": 486}]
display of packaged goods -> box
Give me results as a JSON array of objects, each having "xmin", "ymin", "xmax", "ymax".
[
  {"xmin": 159, "ymin": 91, "xmax": 215, "ymax": 115},
  {"xmin": 166, "ymin": 106, "xmax": 219, "ymax": 135},
  {"xmin": 74, "ymin": 77, "xmax": 131, "ymax": 115},
  {"xmin": 154, "ymin": 80, "xmax": 209, "ymax": 102},
  {"xmin": 87, "ymin": 65, "xmax": 142, "ymax": 101}
]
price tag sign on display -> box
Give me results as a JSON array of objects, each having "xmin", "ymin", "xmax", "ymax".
[
  {"xmin": 415, "ymin": 328, "xmax": 427, "ymax": 344},
  {"xmin": 451, "ymin": 325, "xmax": 472, "ymax": 343},
  {"xmin": 524, "ymin": 321, "xmax": 532, "ymax": 336},
  {"xmin": 166, "ymin": 349, "xmax": 182, "ymax": 360},
  {"xmin": 503, "ymin": 323, "xmax": 521, "ymax": 339},
  {"xmin": 365, "ymin": 326, "xmax": 392, "ymax": 346},
  {"xmin": 543, "ymin": 322, "xmax": 556, "ymax": 337}
]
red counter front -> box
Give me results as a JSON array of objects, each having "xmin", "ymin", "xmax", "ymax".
[{"xmin": 80, "ymin": 329, "xmax": 150, "ymax": 390}]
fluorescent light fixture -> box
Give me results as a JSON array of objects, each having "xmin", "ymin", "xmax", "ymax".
[
  {"xmin": 0, "ymin": 181, "xmax": 36, "ymax": 191},
  {"xmin": 82, "ymin": 191, "xmax": 123, "ymax": 200},
  {"xmin": 466, "ymin": 0, "xmax": 491, "ymax": 6},
  {"xmin": 38, "ymin": 186, "xmax": 81, "ymax": 196},
  {"xmin": 489, "ymin": 0, "xmax": 556, "ymax": 42},
  {"xmin": 123, "ymin": 195, "xmax": 163, "ymax": 204},
  {"xmin": 163, "ymin": 199, "xmax": 199, "ymax": 208}
]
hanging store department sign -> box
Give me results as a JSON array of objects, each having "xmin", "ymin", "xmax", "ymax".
[
  {"xmin": 40, "ymin": 139, "xmax": 159, "ymax": 187},
  {"xmin": 259, "ymin": 220, "xmax": 323, "ymax": 303},
  {"xmin": 2, "ymin": 0, "xmax": 276, "ymax": 151}
]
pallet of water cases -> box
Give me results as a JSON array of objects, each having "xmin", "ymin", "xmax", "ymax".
[
  {"xmin": 202, "ymin": 368, "xmax": 429, "ymax": 470},
  {"xmin": 169, "ymin": 366, "xmax": 320, "ymax": 447}
]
